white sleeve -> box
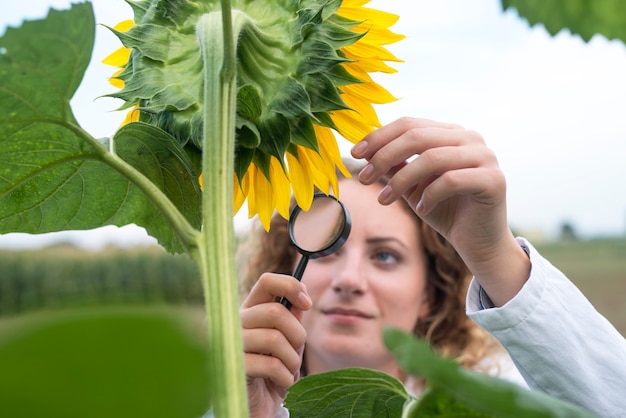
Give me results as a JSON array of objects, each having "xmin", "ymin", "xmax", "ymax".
[{"xmin": 467, "ymin": 238, "xmax": 626, "ymax": 418}]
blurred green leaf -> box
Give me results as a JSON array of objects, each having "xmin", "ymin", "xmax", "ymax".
[
  {"xmin": 0, "ymin": 306, "xmax": 210, "ymax": 418},
  {"xmin": 502, "ymin": 0, "xmax": 626, "ymax": 43},
  {"xmin": 383, "ymin": 327, "xmax": 597, "ymax": 418},
  {"xmin": 285, "ymin": 367, "xmax": 408, "ymax": 417}
]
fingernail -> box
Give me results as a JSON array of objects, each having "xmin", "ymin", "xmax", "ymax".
[
  {"xmin": 298, "ymin": 291, "xmax": 312, "ymax": 308},
  {"xmin": 416, "ymin": 199, "xmax": 427, "ymax": 215},
  {"xmin": 358, "ymin": 163, "xmax": 374, "ymax": 182},
  {"xmin": 378, "ymin": 185, "xmax": 392, "ymax": 204},
  {"xmin": 351, "ymin": 140, "xmax": 368, "ymax": 157}
]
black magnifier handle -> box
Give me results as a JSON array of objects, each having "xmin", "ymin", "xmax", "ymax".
[{"xmin": 279, "ymin": 255, "xmax": 309, "ymax": 310}]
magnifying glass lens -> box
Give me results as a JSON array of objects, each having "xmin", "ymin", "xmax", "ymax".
[
  {"xmin": 279, "ymin": 194, "xmax": 351, "ymax": 310},
  {"xmin": 291, "ymin": 197, "xmax": 346, "ymax": 253}
]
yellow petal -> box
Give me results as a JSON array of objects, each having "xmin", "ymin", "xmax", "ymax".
[
  {"xmin": 338, "ymin": 6, "xmax": 400, "ymax": 28},
  {"xmin": 314, "ymin": 125, "xmax": 351, "ymax": 181},
  {"xmin": 286, "ymin": 150, "xmax": 314, "ymax": 211},
  {"xmin": 252, "ymin": 168, "xmax": 275, "ymax": 231},
  {"xmin": 102, "ymin": 47, "xmax": 131, "ymax": 67},
  {"xmin": 342, "ymin": 41, "xmax": 402, "ymax": 65},
  {"xmin": 114, "ymin": 20, "xmax": 134, "ymax": 32},
  {"xmin": 341, "ymin": 93, "xmax": 380, "ymax": 127},
  {"xmin": 352, "ymin": 23, "xmax": 406, "ymax": 45},
  {"xmin": 342, "ymin": 81, "xmax": 397, "ymax": 104},
  {"xmin": 119, "ymin": 105, "xmax": 140, "ymax": 126},
  {"xmin": 330, "ymin": 109, "xmax": 376, "ymax": 143},
  {"xmin": 299, "ymin": 147, "xmax": 331, "ymax": 195},
  {"xmin": 269, "ymin": 157, "xmax": 291, "ymax": 219},
  {"xmin": 107, "ymin": 68, "xmax": 125, "ymax": 89},
  {"xmin": 233, "ymin": 173, "xmax": 246, "ymax": 214}
]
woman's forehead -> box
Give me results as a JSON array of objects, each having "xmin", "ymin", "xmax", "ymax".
[{"xmin": 338, "ymin": 180, "xmax": 419, "ymax": 237}]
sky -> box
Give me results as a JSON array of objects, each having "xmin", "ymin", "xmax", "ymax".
[{"xmin": 1, "ymin": 0, "xmax": 626, "ymax": 249}]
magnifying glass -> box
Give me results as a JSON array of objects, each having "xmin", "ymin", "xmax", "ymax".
[{"xmin": 279, "ymin": 193, "xmax": 351, "ymax": 310}]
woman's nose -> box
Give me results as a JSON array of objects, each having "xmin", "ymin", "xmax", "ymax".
[{"xmin": 330, "ymin": 249, "xmax": 368, "ymax": 296}]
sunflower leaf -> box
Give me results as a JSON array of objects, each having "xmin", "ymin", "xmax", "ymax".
[
  {"xmin": 113, "ymin": 122, "xmax": 203, "ymax": 242},
  {"xmin": 501, "ymin": 0, "xmax": 626, "ymax": 43},
  {"xmin": 0, "ymin": 5, "xmax": 200, "ymax": 254},
  {"xmin": 284, "ymin": 367, "xmax": 408, "ymax": 417},
  {"xmin": 0, "ymin": 3, "xmax": 94, "ymax": 122}
]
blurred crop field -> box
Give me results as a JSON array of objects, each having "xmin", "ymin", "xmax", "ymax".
[
  {"xmin": 0, "ymin": 237, "xmax": 624, "ymax": 333},
  {"xmin": 0, "ymin": 237, "xmax": 623, "ymax": 416},
  {"xmin": 534, "ymin": 237, "xmax": 626, "ymax": 336}
]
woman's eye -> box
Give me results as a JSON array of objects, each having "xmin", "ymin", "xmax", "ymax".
[{"xmin": 373, "ymin": 250, "xmax": 399, "ymax": 264}]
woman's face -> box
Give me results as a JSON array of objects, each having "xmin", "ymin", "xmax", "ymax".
[{"xmin": 300, "ymin": 180, "xmax": 430, "ymax": 377}]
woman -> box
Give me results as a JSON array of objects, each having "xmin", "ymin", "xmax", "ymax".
[{"xmin": 240, "ymin": 117, "xmax": 626, "ymax": 417}]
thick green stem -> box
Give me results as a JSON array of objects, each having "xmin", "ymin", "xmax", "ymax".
[{"xmin": 192, "ymin": 7, "xmax": 249, "ymax": 418}]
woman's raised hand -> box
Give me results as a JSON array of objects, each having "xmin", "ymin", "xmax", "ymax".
[{"xmin": 352, "ymin": 117, "xmax": 530, "ymax": 306}]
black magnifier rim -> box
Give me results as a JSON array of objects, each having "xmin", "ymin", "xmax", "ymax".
[{"xmin": 288, "ymin": 193, "xmax": 351, "ymax": 259}]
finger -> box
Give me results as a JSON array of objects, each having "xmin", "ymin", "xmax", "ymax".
[
  {"xmin": 241, "ymin": 273, "xmax": 312, "ymax": 310},
  {"xmin": 417, "ymin": 166, "xmax": 506, "ymax": 215},
  {"xmin": 356, "ymin": 128, "xmax": 485, "ymax": 186},
  {"xmin": 243, "ymin": 327, "xmax": 304, "ymax": 375},
  {"xmin": 351, "ymin": 117, "xmax": 465, "ymax": 160},
  {"xmin": 245, "ymin": 352, "xmax": 298, "ymax": 389},
  {"xmin": 377, "ymin": 145, "xmax": 494, "ymax": 206},
  {"xmin": 241, "ymin": 303, "xmax": 308, "ymax": 349}
]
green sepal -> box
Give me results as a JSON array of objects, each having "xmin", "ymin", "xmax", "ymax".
[
  {"xmin": 312, "ymin": 111, "xmax": 339, "ymax": 131},
  {"xmin": 326, "ymin": 63, "xmax": 363, "ymax": 87},
  {"xmin": 237, "ymin": 85, "xmax": 263, "ymax": 121},
  {"xmin": 251, "ymin": 150, "xmax": 272, "ymax": 182},
  {"xmin": 297, "ymin": 40, "xmax": 350, "ymax": 75},
  {"xmin": 289, "ymin": 117, "xmax": 319, "ymax": 152},
  {"xmin": 235, "ymin": 117, "xmax": 261, "ymax": 149},
  {"xmin": 303, "ymin": 73, "xmax": 350, "ymax": 113},
  {"xmin": 257, "ymin": 114, "xmax": 291, "ymax": 163},
  {"xmin": 294, "ymin": 7, "xmax": 324, "ymax": 45},
  {"xmin": 234, "ymin": 146, "xmax": 255, "ymax": 183},
  {"xmin": 315, "ymin": 19, "xmax": 366, "ymax": 49},
  {"xmin": 270, "ymin": 77, "xmax": 316, "ymax": 120}
]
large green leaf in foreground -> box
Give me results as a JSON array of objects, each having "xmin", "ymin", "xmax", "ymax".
[
  {"xmin": 286, "ymin": 329, "xmax": 599, "ymax": 417},
  {"xmin": 285, "ymin": 367, "xmax": 408, "ymax": 417},
  {"xmin": 502, "ymin": 0, "xmax": 626, "ymax": 42},
  {"xmin": 383, "ymin": 328, "xmax": 597, "ymax": 418},
  {"xmin": 0, "ymin": 307, "xmax": 210, "ymax": 417},
  {"xmin": 0, "ymin": 4, "xmax": 201, "ymax": 253}
]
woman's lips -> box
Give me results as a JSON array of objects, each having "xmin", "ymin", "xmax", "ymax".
[{"xmin": 322, "ymin": 307, "xmax": 374, "ymax": 325}]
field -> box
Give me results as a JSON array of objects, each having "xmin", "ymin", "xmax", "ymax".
[
  {"xmin": 1, "ymin": 236, "xmax": 624, "ymax": 336},
  {"xmin": 0, "ymin": 237, "xmax": 623, "ymax": 416},
  {"xmin": 534, "ymin": 237, "xmax": 626, "ymax": 336}
]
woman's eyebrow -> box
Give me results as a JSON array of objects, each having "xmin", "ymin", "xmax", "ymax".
[{"xmin": 366, "ymin": 237, "xmax": 408, "ymax": 249}]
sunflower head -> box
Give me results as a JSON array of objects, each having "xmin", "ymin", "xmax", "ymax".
[{"xmin": 104, "ymin": 0, "xmax": 403, "ymax": 229}]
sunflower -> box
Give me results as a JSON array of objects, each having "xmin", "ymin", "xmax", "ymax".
[{"xmin": 103, "ymin": 0, "xmax": 403, "ymax": 230}]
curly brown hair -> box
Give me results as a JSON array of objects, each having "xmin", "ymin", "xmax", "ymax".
[{"xmin": 237, "ymin": 159, "xmax": 503, "ymax": 372}]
